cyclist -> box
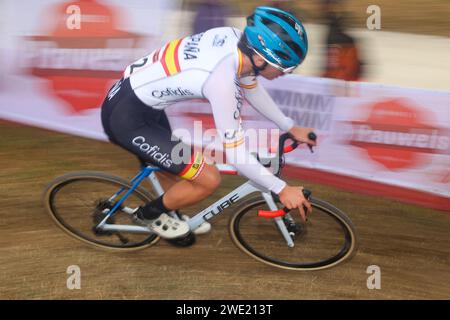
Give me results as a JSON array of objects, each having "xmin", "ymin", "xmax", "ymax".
[{"xmin": 101, "ymin": 6, "xmax": 316, "ymax": 239}]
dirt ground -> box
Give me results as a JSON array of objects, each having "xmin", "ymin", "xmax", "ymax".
[{"xmin": 0, "ymin": 121, "xmax": 449, "ymax": 299}]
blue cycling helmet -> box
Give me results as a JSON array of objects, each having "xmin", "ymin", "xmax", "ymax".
[{"xmin": 244, "ymin": 6, "xmax": 308, "ymax": 71}]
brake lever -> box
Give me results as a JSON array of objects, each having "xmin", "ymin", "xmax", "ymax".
[
  {"xmin": 264, "ymin": 189, "xmax": 312, "ymax": 221},
  {"xmin": 271, "ymin": 188, "xmax": 312, "ymax": 204},
  {"xmin": 307, "ymin": 132, "xmax": 317, "ymax": 153}
]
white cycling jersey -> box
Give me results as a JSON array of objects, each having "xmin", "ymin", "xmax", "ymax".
[{"xmin": 122, "ymin": 27, "xmax": 295, "ymax": 194}]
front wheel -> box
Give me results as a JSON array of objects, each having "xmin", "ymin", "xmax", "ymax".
[
  {"xmin": 229, "ymin": 196, "xmax": 358, "ymax": 271},
  {"xmin": 43, "ymin": 171, "xmax": 159, "ymax": 251}
]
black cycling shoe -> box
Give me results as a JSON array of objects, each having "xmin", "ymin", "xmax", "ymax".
[{"xmin": 165, "ymin": 232, "xmax": 196, "ymax": 247}]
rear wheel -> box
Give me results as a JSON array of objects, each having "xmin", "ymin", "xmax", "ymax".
[
  {"xmin": 229, "ymin": 196, "xmax": 358, "ymax": 271},
  {"xmin": 43, "ymin": 171, "xmax": 159, "ymax": 251}
]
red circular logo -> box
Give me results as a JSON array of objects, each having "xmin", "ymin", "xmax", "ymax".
[
  {"xmin": 25, "ymin": 0, "xmax": 145, "ymax": 113},
  {"xmin": 347, "ymin": 98, "xmax": 448, "ymax": 170}
]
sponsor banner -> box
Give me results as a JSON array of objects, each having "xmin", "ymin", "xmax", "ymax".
[
  {"xmin": 166, "ymin": 77, "xmax": 450, "ymax": 209},
  {"xmin": 0, "ymin": 0, "xmax": 179, "ymax": 138},
  {"xmin": 281, "ymin": 78, "xmax": 450, "ymax": 205}
]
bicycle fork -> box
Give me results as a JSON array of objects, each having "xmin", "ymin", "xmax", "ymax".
[{"xmin": 261, "ymin": 192, "xmax": 295, "ymax": 248}]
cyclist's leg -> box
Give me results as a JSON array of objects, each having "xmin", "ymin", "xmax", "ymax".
[
  {"xmin": 150, "ymin": 109, "xmax": 197, "ymax": 193},
  {"xmin": 140, "ymin": 105, "xmax": 221, "ymax": 210},
  {"xmin": 147, "ymin": 127, "xmax": 216, "ymax": 235},
  {"xmin": 162, "ymin": 163, "xmax": 221, "ymax": 210},
  {"xmin": 154, "ymin": 170, "xmax": 179, "ymax": 191},
  {"xmin": 152, "ymin": 165, "xmax": 221, "ymax": 209},
  {"xmin": 109, "ymin": 114, "xmax": 220, "ymax": 204},
  {"xmin": 101, "ymin": 82, "xmax": 220, "ymax": 238},
  {"xmin": 104, "ymin": 93, "xmax": 220, "ymax": 212}
]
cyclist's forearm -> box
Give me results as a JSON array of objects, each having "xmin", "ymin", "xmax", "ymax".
[
  {"xmin": 244, "ymin": 84, "xmax": 294, "ymax": 132},
  {"xmin": 224, "ymin": 145, "xmax": 286, "ymax": 194}
]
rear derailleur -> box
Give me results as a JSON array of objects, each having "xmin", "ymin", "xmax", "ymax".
[{"xmin": 91, "ymin": 199, "xmax": 129, "ymax": 244}]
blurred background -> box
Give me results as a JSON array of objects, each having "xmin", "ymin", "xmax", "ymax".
[
  {"xmin": 178, "ymin": 0, "xmax": 450, "ymax": 90},
  {"xmin": 0, "ymin": 0, "xmax": 449, "ymax": 91}
]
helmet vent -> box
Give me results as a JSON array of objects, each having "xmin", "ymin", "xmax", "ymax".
[
  {"xmin": 267, "ymin": 10, "xmax": 299, "ymax": 31},
  {"xmin": 260, "ymin": 17, "xmax": 290, "ymax": 42},
  {"xmin": 286, "ymin": 41, "xmax": 304, "ymax": 60},
  {"xmin": 246, "ymin": 14, "xmax": 255, "ymax": 27},
  {"xmin": 260, "ymin": 17, "xmax": 304, "ymax": 61},
  {"xmin": 274, "ymin": 50, "xmax": 290, "ymax": 61}
]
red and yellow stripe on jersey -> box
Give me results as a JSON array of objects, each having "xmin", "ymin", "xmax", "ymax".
[
  {"xmin": 223, "ymin": 137, "xmax": 245, "ymax": 149},
  {"xmin": 160, "ymin": 39, "xmax": 183, "ymax": 76},
  {"xmin": 237, "ymin": 49, "xmax": 258, "ymax": 89},
  {"xmin": 237, "ymin": 48, "xmax": 244, "ymax": 77},
  {"xmin": 179, "ymin": 152, "xmax": 205, "ymax": 180},
  {"xmin": 239, "ymin": 81, "xmax": 258, "ymax": 89}
]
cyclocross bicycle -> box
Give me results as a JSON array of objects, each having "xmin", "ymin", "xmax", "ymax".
[{"xmin": 43, "ymin": 133, "xmax": 358, "ymax": 271}]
